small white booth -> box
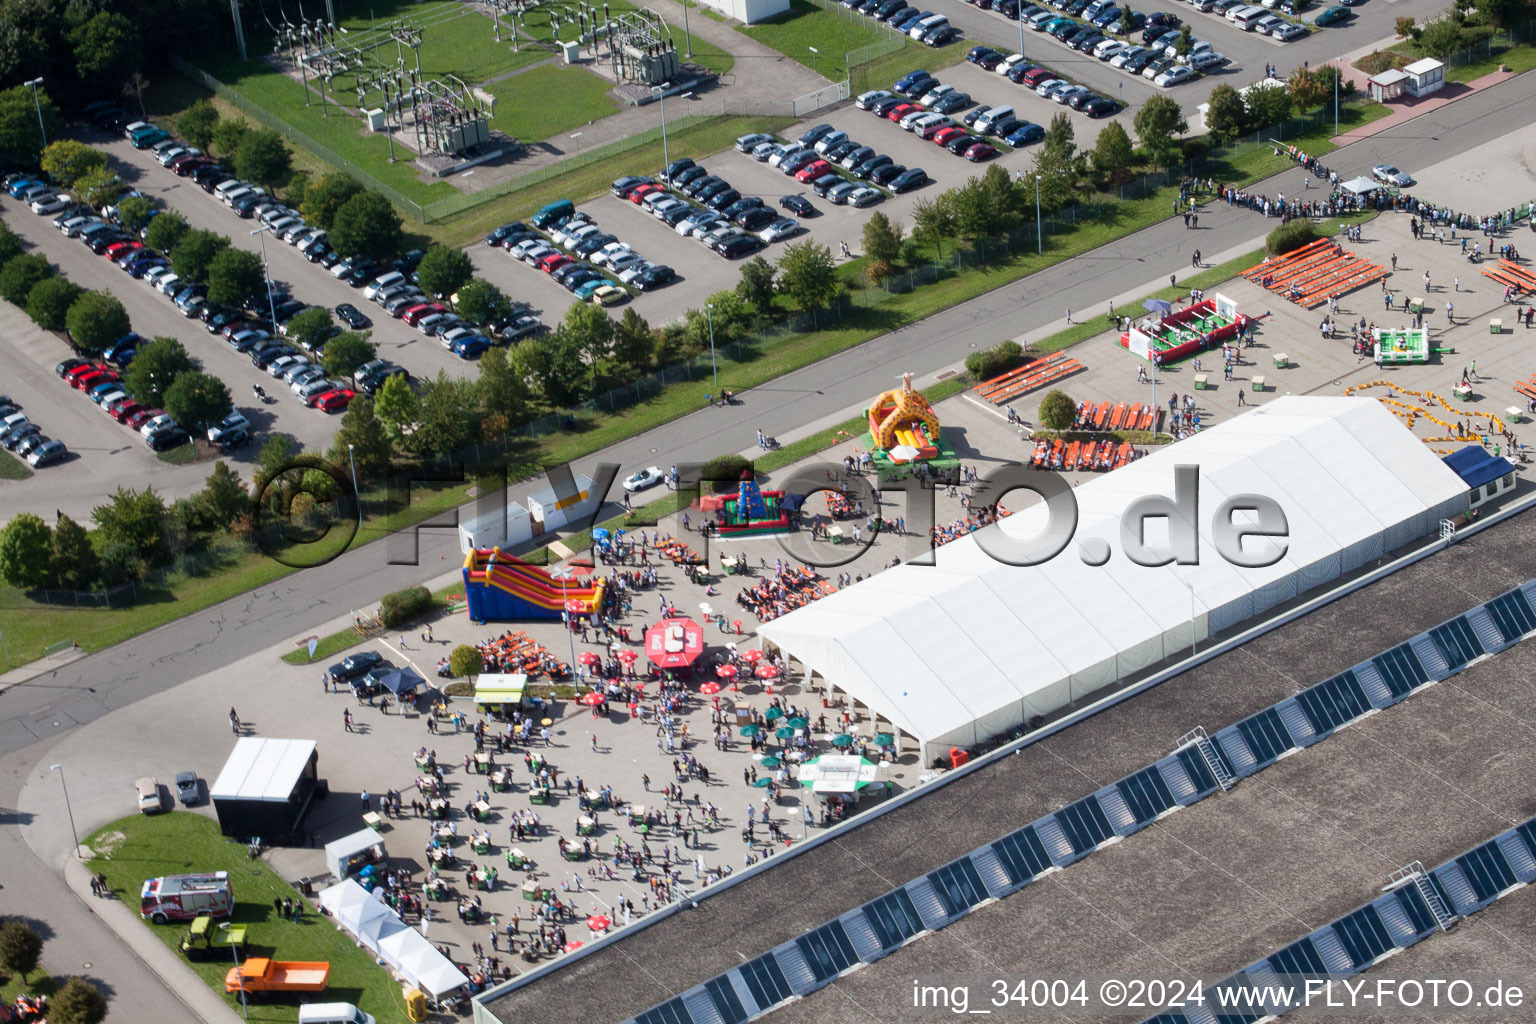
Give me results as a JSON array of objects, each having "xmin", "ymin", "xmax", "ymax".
[
  {"xmin": 695, "ymin": 0, "xmax": 790, "ymax": 24},
  {"xmin": 1403, "ymin": 58, "xmax": 1446, "ymax": 97},
  {"xmin": 526, "ymin": 474, "xmax": 598, "ymax": 534},
  {"xmin": 325, "ymin": 827, "xmax": 388, "ymax": 880},
  {"xmin": 458, "ymin": 501, "xmax": 534, "ymax": 554}
]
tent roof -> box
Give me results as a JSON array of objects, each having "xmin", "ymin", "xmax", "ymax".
[
  {"xmin": 1404, "ymin": 57, "xmax": 1444, "ymax": 75},
  {"xmin": 209, "ymin": 738, "xmax": 316, "ymax": 803},
  {"xmin": 1371, "ymin": 68, "xmax": 1412, "ymax": 85},
  {"xmin": 1340, "ymin": 176, "xmax": 1382, "ymax": 195},
  {"xmin": 1443, "ymin": 446, "xmax": 1515, "ymax": 489},
  {"xmin": 324, "ymin": 828, "xmax": 383, "ymax": 863},
  {"xmin": 316, "ymin": 881, "xmax": 469, "ymax": 998},
  {"xmin": 758, "ymin": 397, "xmax": 1467, "ymax": 748}
]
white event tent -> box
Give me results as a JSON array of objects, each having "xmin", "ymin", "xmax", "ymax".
[
  {"xmin": 758, "ymin": 397, "xmax": 1468, "ymax": 763},
  {"xmin": 318, "ymin": 879, "xmax": 469, "ymax": 1000}
]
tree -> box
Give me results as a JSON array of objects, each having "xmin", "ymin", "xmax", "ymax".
[
  {"xmin": 50, "ymin": 978, "xmax": 108, "ymax": 1024},
  {"xmin": 411, "ymin": 372, "xmax": 478, "ymax": 456},
  {"xmin": 177, "ymin": 99, "xmax": 220, "ymax": 149},
  {"xmin": 300, "ymin": 172, "xmax": 364, "ymax": 231},
  {"xmin": 116, "ymin": 195, "xmax": 156, "ymax": 233},
  {"xmin": 1174, "ymin": 23, "xmax": 1194, "ymax": 54},
  {"xmin": 612, "ymin": 307, "xmax": 655, "ymax": 374},
  {"xmin": 515, "ymin": 333, "xmax": 585, "ymax": 406},
  {"xmin": 454, "ymin": 279, "xmax": 510, "ymax": 326},
  {"xmin": 330, "ymin": 190, "xmax": 402, "ymax": 261},
  {"xmin": 194, "ymin": 461, "xmax": 251, "ymax": 529},
  {"xmin": 321, "ymin": 331, "xmax": 376, "ymax": 378},
  {"xmin": 285, "ymin": 307, "xmax": 334, "ymax": 351},
  {"xmin": 0, "ymin": 253, "xmax": 54, "ymax": 307},
  {"xmin": 211, "ymin": 117, "xmax": 249, "ymax": 160},
  {"xmin": 254, "ymin": 434, "xmax": 299, "ymax": 487},
  {"xmin": 1395, "ymin": 15, "xmax": 1417, "ymax": 37},
  {"xmin": 0, "ymin": 920, "xmax": 44, "ymax": 981},
  {"xmin": 51, "ymin": 514, "xmax": 99, "ymax": 589},
  {"xmin": 1419, "ymin": 15, "xmax": 1465, "ymax": 58},
  {"xmin": 862, "ymin": 211, "xmax": 904, "ymax": 266},
  {"xmin": 74, "ymin": 167, "xmax": 125, "ymax": 209},
  {"xmin": 0, "ymin": 223, "xmax": 21, "ymax": 267},
  {"xmin": 777, "ymin": 240, "xmax": 839, "ymax": 316},
  {"xmin": 735, "ymin": 256, "xmax": 777, "ymax": 316},
  {"xmin": 330, "ymin": 396, "xmax": 393, "ymax": 481},
  {"xmin": 0, "ymin": 84, "xmax": 61, "ymax": 163},
  {"xmin": 92, "ymin": 486, "xmax": 167, "ymax": 563},
  {"xmin": 143, "ymin": 211, "xmax": 189, "ymax": 253},
  {"xmin": 1479, "ymin": 0, "xmax": 1533, "ymax": 28},
  {"xmin": 235, "ymin": 128, "xmax": 291, "ymax": 193},
  {"xmin": 1287, "ymin": 66, "xmax": 1326, "ymax": 111},
  {"xmin": 125, "ymin": 337, "xmax": 193, "ymax": 406},
  {"xmin": 1204, "ymin": 84, "xmax": 1249, "ymax": 142},
  {"xmin": 164, "ymin": 371, "xmax": 232, "ymax": 431},
  {"xmin": 449, "ymin": 644, "xmax": 484, "ymax": 679},
  {"xmin": 40, "ymin": 140, "xmax": 107, "ymax": 189},
  {"xmin": 1090, "ymin": 120, "xmax": 1135, "ymax": 181},
  {"xmin": 1038, "ymin": 389, "xmax": 1076, "ymax": 431},
  {"xmin": 911, "ymin": 195, "xmax": 957, "ymax": 258},
  {"xmin": 952, "ymin": 177, "xmax": 993, "ymax": 242},
  {"xmin": 1118, "ymin": 3, "xmax": 1135, "ymax": 32},
  {"xmin": 1133, "ymin": 95, "xmax": 1188, "ymax": 171},
  {"xmin": 372, "ymin": 374, "xmax": 420, "ymax": 442},
  {"xmin": 26, "ymin": 275, "xmax": 80, "ymax": 330},
  {"xmin": 170, "ymin": 229, "xmax": 230, "ymax": 284},
  {"xmin": 687, "ymin": 291, "xmax": 752, "ymax": 353},
  {"xmin": 1246, "ymin": 83, "xmax": 1294, "ymax": 130},
  {"xmin": 1034, "ymin": 112, "xmax": 1081, "ymax": 207},
  {"xmin": 416, "ymin": 244, "xmax": 474, "ymax": 301},
  {"xmin": 206, "ymin": 249, "xmax": 266, "ymax": 310},
  {"xmin": 558, "ymin": 300, "xmax": 617, "ymax": 393},
  {"xmin": 71, "ymin": 10, "xmax": 140, "ymax": 88},
  {"xmin": 123, "ymin": 70, "xmax": 152, "ymax": 119},
  {"xmin": 0, "ymin": 514, "xmax": 53, "ymax": 589},
  {"xmin": 66, "ymin": 291, "xmax": 130, "ymax": 355}
]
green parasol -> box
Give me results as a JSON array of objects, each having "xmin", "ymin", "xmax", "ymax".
[
  {"xmin": 765, "ymin": 707, "xmax": 783, "ymax": 721},
  {"xmin": 788, "ymin": 716, "xmax": 809, "ymax": 729},
  {"xmin": 831, "ymin": 734, "xmax": 854, "ymax": 748},
  {"xmin": 739, "ymin": 724, "xmax": 762, "ymax": 737},
  {"xmin": 760, "ymin": 755, "xmax": 782, "ymax": 768},
  {"xmin": 876, "ymin": 733, "xmax": 895, "ymax": 746},
  {"xmin": 753, "ymin": 776, "xmax": 773, "ymax": 787},
  {"xmin": 775, "ymin": 726, "xmax": 795, "ymax": 739}
]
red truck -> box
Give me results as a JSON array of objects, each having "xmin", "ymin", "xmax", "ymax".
[{"xmin": 225, "ymin": 958, "xmax": 331, "ymax": 994}]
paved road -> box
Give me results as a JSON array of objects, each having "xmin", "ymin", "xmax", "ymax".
[{"xmin": 3, "ymin": 69, "xmax": 1530, "ymax": 1020}]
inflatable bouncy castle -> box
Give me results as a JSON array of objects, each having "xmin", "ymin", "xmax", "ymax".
[{"xmin": 462, "ymin": 548, "xmax": 606, "ymax": 623}]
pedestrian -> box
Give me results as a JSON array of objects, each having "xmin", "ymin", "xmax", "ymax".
[
  {"xmin": 1391, "ymin": 253, "xmax": 1398, "ymax": 271},
  {"xmin": 1454, "ymin": 276, "xmax": 1460, "ymax": 292},
  {"xmin": 229, "ymin": 707, "xmax": 240, "ymax": 734},
  {"xmin": 1238, "ymin": 389, "xmax": 1247, "ymax": 407},
  {"xmin": 1446, "ymin": 301, "xmax": 1455, "ymax": 324},
  {"xmin": 1065, "ymin": 308, "xmax": 1072, "ymax": 324},
  {"xmin": 399, "ymin": 634, "xmax": 408, "ymax": 650},
  {"xmin": 1170, "ymin": 274, "xmax": 1176, "ymax": 289},
  {"xmin": 362, "ymin": 789, "xmax": 371, "ymax": 812},
  {"xmin": 344, "ymin": 708, "xmax": 354, "ymax": 732},
  {"xmin": 1470, "ymin": 359, "xmax": 1477, "ymax": 378},
  {"xmin": 591, "ymin": 733, "xmax": 599, "ymax": 753}
]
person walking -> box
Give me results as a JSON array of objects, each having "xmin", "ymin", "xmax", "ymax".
[
  {"xmin": 229, "ymin": 708, "xmax": 240, "ymax": 734},
  {"xmin": 361, "ymin": 789, "xmax": 371, "ymax": 812},
  {"xmin": 1237, "ymin": 389, "xmax": 1247, "ymax": 407},
  {"xmin": 344, "ymin": 708, "xmax": 354, "ymax": 732},
  {"xmin": 1454, "ymin": 276, "xmax": 1460, "ymax": 292},
  {"xmin": 1446, "ymin": 301, "xmax": 1455, "ymax": 324},
  {"xmin": 1065, "ymin": 308, "xmax": 1072, "ymax": 324}
]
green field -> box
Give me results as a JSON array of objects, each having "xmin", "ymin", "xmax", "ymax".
[
  {"xmin": 742, "ymin": 0, "xmax": 909, "ymax": 81},
  {"xmin": 487, "ymin": 63, "xmax": 621, "ymax": 144},
  {"xmin": 87, "ymin": 813, "xmax": 406, "ymax": 1024}
]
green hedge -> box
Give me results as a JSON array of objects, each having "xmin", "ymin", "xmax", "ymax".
[
  {"xmin": 379, "ymin": 584, "xmax": 433, "ymax": 628},
  {"xmin": 964, "ymin": 340, "xmax": 1027, "ymax": 381},
  {"xmin": 701, "ymin": 454, "xmax": 754, "ymax": 495},
  {"xmin": 1266, "ymin": 219, "xmax": 1322, "ymax": 256}
]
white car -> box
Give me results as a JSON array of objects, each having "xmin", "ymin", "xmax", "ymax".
[
  {"xmin": 1111, "ymin": 45, "xmax": 1148, "ymax": 68},
  {"xmin": 1155, "ymin": 65, "xmax": 1196, "ymax": 86},
  {"xmin": 758, "ymin": 217, "xmax": 801, "ymax": 242},
  {"xmin": 593, "ymin": 243, "xmax": 634, "ymax": 269},
  {"xmin": 996, "ymin": 54, "xmax": 1027, "ymax": 75},
  {"xmin": 267, "ymin": 355, "xmax": 306, "ymax": 379},
  {"xmin": 31, "ymin": 194, "xmax": 71, "ymax": 215},
  {"xmin": 139, "ymin": 413, "xmax": 174, "ymax": 437},
  {"xmin": 1189, "ymin": 51, "xmax": 1228, "ymax": 70},
  {"xmin": 207, "ymin": 412, "xmax": 250, "ymax": 441},
  {"xmin": 1174, "ymin": 40, "xmax": 1215, "ymax": 62},
  {"xmin": 297, "ymin": 377, "xmax": 345, "ymax": 402},
  {"xmin": 649, "ymin": 197, "xmax": 689, "ymax": 221},
  {"xmin": 856, "ymin": 89, "xmax": 894, "ymax": 110},
  {"xmin": 623, "ymin": 466, "xmax": 665, "ymax": 492},
  {"xmin": 154, "ymin": 273, "xmax": 183, "ymax": 296},
  {"xmin": 769, "ymin": 146, "xmax": 807, "ymax": 168},
  {"xmin": 288, "ymin": 366, "xmax": 326, "ymax": 390},
  {"xmin": 1094, "ymin": 39, "xmax": 1126, "ymax": 60},
  {"xmin": 440, "ymin": 326, "xmax": 477, "ymax": 350},
  {"xmin": 617, "ymin": 261, "xmax": 653, "ymax": 285},
  {"xmin": 919, "ymin": 84, "xmax": 953, "ymax": 106},
  {"xmin": 847, "ymin": 187, "xmax": 883, "ymax": 208},
  {"xmin": 157, "ymin": 146, "xmax": 198, "ymax": 166},
  {"xmin": 751, "ymin": 141, "xmax": 783, "ymax": 162},
  {"xmin": 1272, "ymin": 22, "xmax": 1308, "ymax": 40},
  {"xmin": 609, "ymin": 251, "xmax": 647, "ymax": 274},
  {"xmin": 510, "ymin": 239, "xmax": 546, "ymax": 262},
  {"xmin": 560, "ymin": 224, "xmax": 601, "ymax": 251},
  {"xmin": 1035, "ymin": 78, "xmax": 1065, "ymax": 97},
  {"xmin": 899, "ymin": 108, "xmax": 929, "ymax": 130},
  {"xmin": 1372, "ymin": 164, "xmax": 1413, "ymax": 187}
]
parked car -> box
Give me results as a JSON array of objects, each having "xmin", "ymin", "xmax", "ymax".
[
  {"xmin": 1313, "ymin": 3, "xmax": 1351, "ymax": 22},
  {"xmin": 26, "ymin": 439, "xmax": 67, "ymax": 467},
  {"xmin": 1372, "ymin": 163, "xmax": 1413, "ymax": 187}
]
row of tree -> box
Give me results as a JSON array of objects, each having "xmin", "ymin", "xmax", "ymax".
[{"xmin": 1204, "ymin": 65, "xmax": 1344, "ymax": 144}]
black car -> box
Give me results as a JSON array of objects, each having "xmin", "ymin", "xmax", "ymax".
[
  {"xmin": 890, "ymin": 168, "xmax": 929, "ymax": 193},
  {"xmin": 564, "ymin": 268, "xmax": 604, "ymax": 292},
  {"xmin": 704, "ymin": 188, "xmax": 742, "ymax": 212},
  {"xmin": 854, "ymin": 154, "xmax": 894, "ymax": 179},
  {"xmin": 738, "ymin": 207, "xmax": 776, "ymax": 230},
  {"xmin": 1006, "ymin": 63, "xmax": 1041, "ymax": 83},
  {"xmin": 810, "ymin": 174, "xmax": 843, "ymax": 198},
  {"xmin": 968, "ymin": 46, "xmax": 1000, "ymax": 66},
  {"xmin": 336, "ymin": 303, "xmax": 371, "ymax": 329},
  {"xmin": 2, "ymin": 422, "xmax": 40, "ymax": 451},
  {"xmin": 146, "ymin": 427, "xmax": 190, "ymax": 452},
  {"xmin": 721, "ymin": 197, "xmax": 765, "ymax": 220},
  {"xmin": 780, "ymin": 194, "xmax": 816, "ymax": 217},
  {"xmin": 484, "ymin": 222, "xmax": 527, "ymax": 245},
  {"xmin": 716, "ymin": 235, "xmax": 763, "ymax": 259},
  {"xmin": 871, "ymin": 95, "xmax": 905, "ymax": 117},
  {"xmin": 351, "ymin": 665, "xmax": 395, "ymax": 699},
  {"xmin": 633, "ymin": 264, "xmax": 675, "ymax": 291},
  {"xmin": 1083, "ymin": 98, "xmax": 1117, "ymax": 118},
  {"xmin": 945, "ymin": 133, "xmax": 979, "ymax": 154},
  {"xmin": 925, "ymin": 25, "xmax": 959, "ymax": 45},
  {"xmin": 869, "ymin": 163, "xmax": 907, "ymax": 187},
  {"xmin": 214, "ymin": 427, "xmax": 251, "ymax": 451},
  {"xmin": 684, "ymin": 175, "xmax": 723, "ymax": 199},
  {"xmin": 252, "ymin": 345, "xmax": 298, "ymax": 369},
  {"xmin": 661, "ymin": 158, "xmax": 697, "ymax": 184},
  {"xmin": 326, "ymin": 650, "xmax": 385, "ymax": 684},
  {"xmin": 206, "ymin": 309, "xmax": 245, "ymax": 334},
  {"xmin": 552, "ymin": 260, "xmax": 594, "ymax": 285},
  {"xmin": 671, "ymin": 165, "xmax": 707, "ymax": 189},
  {"xmin": 931, "ymin": 92, "xmax": 973, "ymax": 114},
  {"xmin": 897, "ymin": 76, "xmax": 936, "ymax": 97},
  {"xmin": 392, "ymin": 249, "xmax": 426, "ymax": 274},
  {"xmin": 56, "ymin": 357, "xmax": 90, "ymax": 378},
  {"xmin": 1074, "ymin": 33, "xmax": 1105, "ymax": 53}
]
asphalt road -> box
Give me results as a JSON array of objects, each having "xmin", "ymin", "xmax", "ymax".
[{"xmin": 3, "ymin": 69, "xmax": 1531, "ymax": 1021}]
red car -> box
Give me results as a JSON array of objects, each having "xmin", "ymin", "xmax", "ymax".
[
  {"xmin": 538, "ymin": 253, "xmax": 573, "ymax": 274},
  {"xmin": 794, "ymin": 160, "xmax": 832, "ymax": 183},
  {"xmin": 125, "ymin": 407, "xmax": 159, "ymax": 430},
  {"xmin": 73, "ymin": 369, "xmax": 119, "ymax": 392},
  {"xmin": 628, "ymin": 183, "xmax": 665, "ymax": 204},
  {"xmin": 64, "ymin": 362, "xmax": 110, "ymax": 386},
  {"xmin": 886, "ymin": 103, "xmax": 917, "ymax": 122},
  {"xmin": 1019, "ymin": 68, "xmax": 1054, "ymax": 88},
  {"xmin": 104, "ymin": 240, "xmax": 141, "ymax": 260},
  {"xmin": 931, "ymin": 126, "xmax": 966, "ymax": 147},
  {"xmin": 110, "ymin": 400, "xmax": 143, "ymax": 423},
  {"xmin": 964, "ymin": 142, "xmax": 998, "ymax": 162},
  {"xmin": 401, "ymin": 303, "xmax": 446, "ymax": 327},
  {"xmin": 315, "ymin": 389, "xmax": 355, "ymax": 413}
]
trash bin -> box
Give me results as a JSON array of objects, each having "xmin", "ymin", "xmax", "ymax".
[{"xmin": 299, "ymin": 876, "xmax": 313, "ymax": 897}]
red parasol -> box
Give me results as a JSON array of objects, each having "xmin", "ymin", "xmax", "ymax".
[
  {"xmin": 577, "ymin": 651, "xmax": 602, "ymax": 667},
  {"xmin": 644, "ymin": 617, "xmax": 705, "ymax": 669},
  {"xmin": 563, "ymin": 940, "xmax": 584, "ymax": 953},
  {"xmin": 616, "ymin": 649, "xmax": 638, "ymax": 665},
  {"xmin": 740, "ymin": 649, "xmax": 765, "ymax": 664},
  {"xmin": 755, "ymin": 664, "xmax": 781, "ymax": 680},
  {"xmin": 578, "ymin": 692, "xmax": 605, "ymax": 706},
  {"xmin": 587, "ymin": 914, "xmax": 611, "ymax": 931},
  {"xmin": 699, "ymin": 681, "xmax": 722, "ymax": 695},
  {"xmin": 715, "ymin": 664, "xmax": 738, "ymax": 679}
]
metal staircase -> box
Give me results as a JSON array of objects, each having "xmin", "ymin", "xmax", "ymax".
[
  {"xmin": 1175, "ymin": 726, "xmax": 1234, "ymax": 791},
  {"xmin": 1387, "ymin": 862, "xmax": 1457, "ymax": 932}
]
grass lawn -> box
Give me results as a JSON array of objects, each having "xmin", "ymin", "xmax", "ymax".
[
  {"xmin": 850, "ymin": 34, "xmax": 971, "ymax": 93},
  {"xmin": 87, "ymin": 813, "xmax": 406, "ymax": 1024},
  {"xmin": 0, "ymin": 452, "xmax": 31, "ymax": 478},
  {"xmin": 1390, "ymin": 36, "xmax": 1536, "ymax": 84},
  {"xmin": 486, "ymin": 64, "xmax": 621, "ymax": 144},
  {"xmin": 334, "ymin": 0, "xmax": 546, "ymax": 83},
  {"xmin": 742, "ymin": 0, "xmax": 907, "ymax": 81}
]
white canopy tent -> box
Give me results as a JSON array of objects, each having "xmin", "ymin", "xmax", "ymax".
[
  {"xmin": 759, "ymin": 397, "xmax": 1468, "ymax": 763},
  {"xmin": 1340, "ymin": 176, "xmax": 1383, "ymax": 196},
  {"xmin": 318, "ymin": 880, "xmax": 469, "ymax": 999}
]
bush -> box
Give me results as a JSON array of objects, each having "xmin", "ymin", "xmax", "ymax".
[
  {"xmin": 1266, "ymin": 219, "xmax": 1323, "ymax": 255},
  {"xmin": 379, "ymin": 585, "xmax": 433, "ymax": 628},
  {"xmin": 964, "ymin": 340, "xmax": 1029, "ymax": 382},
  {"xmin": 700, "ymin": 453, "xmax": 754, "ymax": 495},
  {"xmin": 449, "ymin": 644, "xmax": 484, "ymax": 678},
  {"xmin": 49, "ymin": 978, "xmax": 108, "ymax": 1024},
  {"xmin": 0, "ymin": 919, "xmax": 43, "ymax": 980},
  {"xmin": 1354, "ymin": 50, "xmax": 1409, "ymax": 75},
  {"xmin": 1038, "ymin": 389, "xmax": 1077, "ymax": 431}
]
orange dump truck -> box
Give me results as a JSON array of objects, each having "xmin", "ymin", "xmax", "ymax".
[{"xmin": 225, "ymin": 957, "xmax": 331, "ymax": 994}]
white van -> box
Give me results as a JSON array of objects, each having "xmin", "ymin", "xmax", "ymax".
[
  {"xmin": 297, "ymin": 1003, "xmax": 375, "ymax": 1024},
  {"xmin": 1226, "ymin": 4, "xmax": 1261, "ymax": 22},
  {"xmin": 909, "ymin": 13, "xmax": 946, "ymax": 38},
  {"xmin": 364, "ymin": 271, "xmax": 405, "ymax": 301},
  {"xmin": 975, "ymin": 105, "xmax": 1014, "ymax": 134},
  {"xmin": 1234, "ymin": 5, "xmax": 1268, "ymax": 28}
]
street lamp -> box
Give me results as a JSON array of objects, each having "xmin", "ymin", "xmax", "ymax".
[
  {"xmin": 347, "ymin": 443, "xmax": 363, "ymax": 526},
  {"xmin": 703, "ymin": 302, "xmax": 720, "ymax": 391},
  {"xmin": 249, "ymin": 225, "xmax": 282, "ymax": 334},
  {"xmin": 221, "ymin": 923, "xmax": 249, "ymax": 1019},
  {"xmin": 1017, "ymin": 3, "xmax": 1026, "ymax": 61},
  {"xmin": 682, "ymin": 0, "xmax": 693, "ymax": 57},
  {"xmin": 1034, "ymin": 175, "xmax": 1042, "ymax": 257},
  {"xmin": 1333, "ymin": 59, "xmax": 1340, "ymax": 139},
  {"xmin": 548, "ymin": 565, "xmax": 581, "ymax": 682},
  {"xmin": 808, "ymin": 46, "xmax": 819, "ymax": 77},
  {"xmin": 652, "ymin": 84, "xmax": 670, "ymax": 171},
  {"xmin": 23, "ymin": 78, "xmax": 46, "ymax": 148},
  {"xmin": 1185, "ymin": 582, "xmax": 1197, "ymax": 657},
  {"xmin": 49, "ymin": 764, "xmax": 80, "ymax": 859}
]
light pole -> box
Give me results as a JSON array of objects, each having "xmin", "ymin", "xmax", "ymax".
[
  {"xmin": 704, "ymin": 302, "xmax": 719, "ymax": 391},
  {"xmin": 1333, "ymin": 59, "xmax": 1340, "ymax": 139},
  {"xmin": 49, "ymin": 764, "xmax": 80, "ymax": 858},
  {"xmin": 249, "ymin": 225, "xmax": 281, "ymax": 333},
  {"xmin": 652, "ymin": 84, "xmax": 670, "ymax": 171},
  {"xmin": 1185, "ymin": 582, "xmax": 1197, "ymax": 657},
  {"xmin": 549, "ymin": 565, "xmax": 581, "ymax": 681},
  {"xmin": 808, "ymin": 46, "xmax": 819, "ymax": 78},
  {"xmin": 24, "ymin": 78, "xmax": 46, "ymax": 148},
  {"xmin": 1017, "ymin": 3, "xmax": 1025, "ymax": 60},
  {"xmin": 1034, "ymin": 175, "xmax": 1042, "ymax": 257},
  {"xmin": 682, "ymin": 0, "xmax": 693, "ymax": 57},
  {"xmin": 221, "ymin": 923, "xmax": 249, "ymax": 1019},
  {"xmin": 347, "ymin": 443, "xmax": 363, "ymax": 526}
]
